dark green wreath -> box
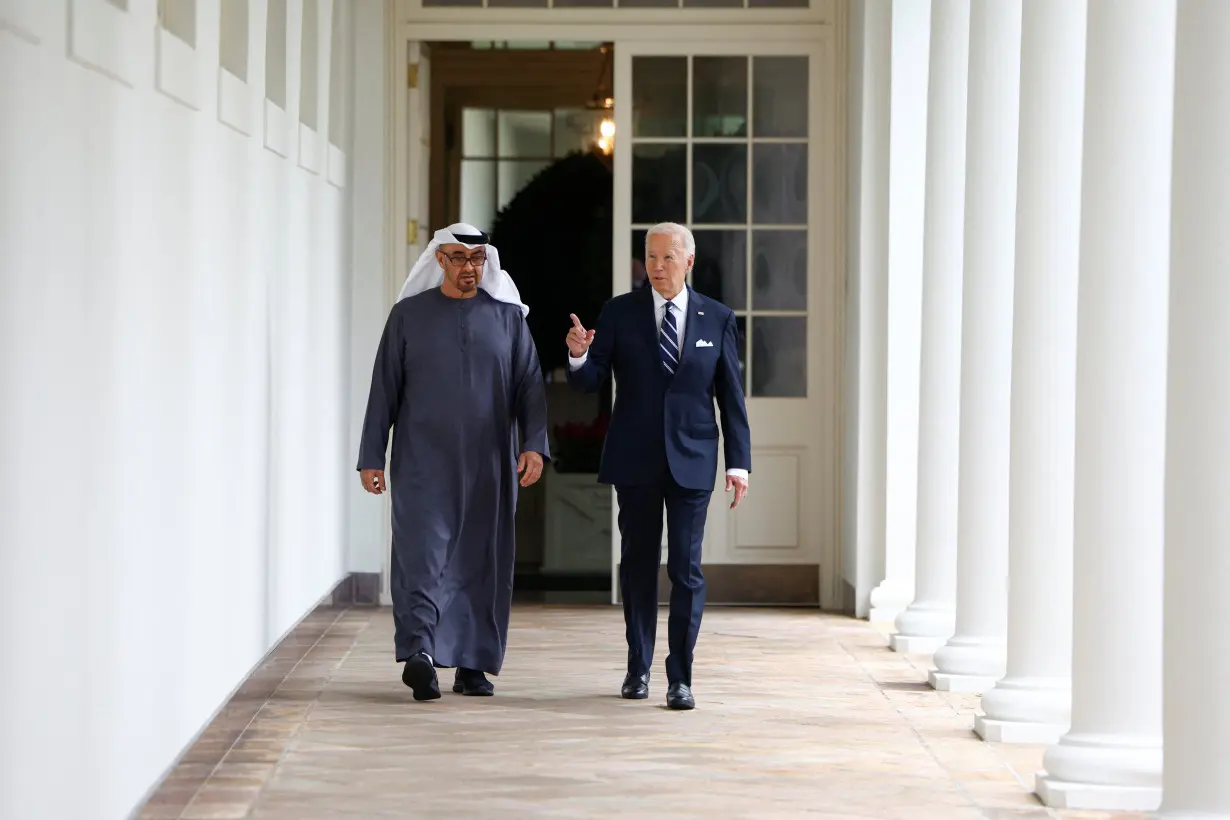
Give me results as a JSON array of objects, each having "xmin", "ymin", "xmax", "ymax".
[{"xmin": 491, "ymin": 149, "xmax": 613, "ymax": 374}]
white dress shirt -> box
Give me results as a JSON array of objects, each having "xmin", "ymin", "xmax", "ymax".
[{"xmin": 569, "ymin": 287, "xmax": 748, "ymax": 483}]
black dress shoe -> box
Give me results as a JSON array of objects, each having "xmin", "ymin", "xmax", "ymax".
[
  {"xmin": 453, "ymin": 668, "xmax": 495, "ymax": 696},
  {"xmin": 666, "ymin": 682, "xmax": 695, "ymax": 710},
  {"xmin": 621, "ymin": 671, "xmax": 650, "ymax": 699},
  {"xmin": 402, "ymin": 652, "xmax": 441, "ymax": 701}
]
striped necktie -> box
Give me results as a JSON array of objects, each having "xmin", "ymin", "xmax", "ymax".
[{"xmin": 660, "ymin": 301, "xmax": 679, "ymax": 376}]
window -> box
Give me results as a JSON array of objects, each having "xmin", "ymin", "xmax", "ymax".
[
  {"xmin": 160, "ymin": 0, "xmax": 196, "ymax": 47},
  {"xmin": 219, "ymin": 0, "xmax": 248, "ymax": 81},
  {"xmin": 263, "ymin": 0, "xmax": 289, "ymax": 156},
  {"xmin": 155, "ymin": 0, "xmax": 202, "ymax": 108},
  {"xmin": 326, "ymin": 0, "xmax": 347, "ymax": 187},
  {"xmin": 630, "ymin": 55, "xmax": 810, "ymax": 397},
  {"xmin": 265, "ymin": 0, "xmax": 287, "ymax": 110},
  {"xmin": 459, "ymin": 107, "xmax": 606, "ymax": 230},
  {"xmin": 299, "ymin": 0, "xmax": 319, "ymax": 130},
  {"xmin": 328, "ymin": 0, "xmax": 345, "ymax": 148},
  {"xmin": 217, "ymin": 0, "xmax": 251, "ymax": 133}
]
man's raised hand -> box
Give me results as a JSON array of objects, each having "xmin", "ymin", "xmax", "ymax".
[{"xmin": 566, "ymin": 313, "xmax": 596, "ymax": 358}]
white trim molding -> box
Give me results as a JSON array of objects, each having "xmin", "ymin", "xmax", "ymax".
[
  {"xmin": 217, "ymin": 0, "xmax": 256, "ymax": 134},
  {"xmin": 218, "ymin": 67, "xmax": 253, "ymax": 135},
  {"xmin": 0, "ymin": 0, "xmax": 50, "ymax": 44},
  {"xmin": 155, "ymin": 25, "xmax": 204, "ymax": 110},
  {"xmin": 327, "ymin": 144, "xmax": 347, "ymax": 188},
  {"xmin": 298, "ymin": 123, "xmax": 323, "ymax": 173},
  {"xmin": 69, "ymin": 0, "xmax": 143, "ymax": 87},
  {"xmin": 396, "ymin": 0, "xmax": 836, "ymax": 25},
  {"xmin": 264, "ymin": 98, "xmax": 291, "ymax": 156}
]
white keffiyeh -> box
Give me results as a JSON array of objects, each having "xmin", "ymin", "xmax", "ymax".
[{"xmin": 397, "ymin": 223, "xmax": 529, "ymax": 316}]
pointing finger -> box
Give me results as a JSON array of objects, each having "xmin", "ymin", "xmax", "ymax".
[{"xmin": 569, "ymin": 313, "xmax": 585, "ymax": 332}]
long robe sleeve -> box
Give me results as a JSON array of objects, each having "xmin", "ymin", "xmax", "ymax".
[
  {"xmin": 512, "ymin": 317, "xmax": 551, "ymax": 460},
  {"xmin": 356, "ymin": 306, "xmax": 406, "ymax": 471}
]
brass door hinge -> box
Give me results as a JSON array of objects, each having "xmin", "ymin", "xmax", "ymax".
[
  {"xmin": 407, "ymin": 219, "xmax": 419, "ymax": 245},
  {"xmin": 408, "ymin": 63, "xmax": 419, "ymax": 89}
]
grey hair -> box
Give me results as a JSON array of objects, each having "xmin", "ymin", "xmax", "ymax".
[{"xmin": 644, "ymin": 222, "xmax": 696, "ymax": 258}]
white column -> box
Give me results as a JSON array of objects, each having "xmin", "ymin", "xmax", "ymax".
[
  {"xmin": 869, "ymin": 0, "xmax": 931, "ymax": 624},
  {"xmin": 845, "ymin": 0, "xmax": 890, "ymax": 618},
  {"xmin": 926, "ymin": 0, "xmax": 1021, "ymax": 693},
  {"xmin": 1034, "ymin": 0, "xmax": 1174, "ymax": 811},
  {"xmin": 890, "ymin": 0, "xmax": 969, "ymax": 655},
  {"xmin": 974, "ymin": 0, "xmax": 1085, "ymax": 743},
  {"xmin": 1157, "ymin": 3, "xmax": 1230, "ymax": 817}
]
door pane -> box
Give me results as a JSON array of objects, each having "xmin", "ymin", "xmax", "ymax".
[
  {"xmin": 752, "ymin": 230, "xmax": 807, "ymax": 309},
  {"xmin": 632, "ymin": 57, "xmax": 687, "ymax": 138},
  {"xmin": 497, "ymin": 160, "xmax": 550, "ymax": 211},
  {"xmin": 460, "ymin": 160, "xmax": 496, "ymax": 230},
  {"xmin": 631, "ymin": 230, "xmax": 650, "ymax": 291},
  {"xmin": 632, "ymin": 144, "xmax": 686, "ymax": 224},
  {"xmin": 692, "ymin": 230, "xmax": 747, "ymax": 310},
  {"xmin": 462, "ymin": 108, "xmax": 496, "ymax": 157},
  {"xmin": 753, "ymin": 57, "xmax": 808, "ymax": 138},
  {"xmin": 554, "ymin": 108, "xmax": 604, "ymax": 156},
  {"xmin": 498, "ymin": 110, "xmax": 552, "ymax": 157},
  {"xmin": 692, "ymin": 145, "xmax": 747, "ymax": 224},
  {"xmin": 752, "ymin": 317, "xmax": 806, "ymax": 397},
  {"xmin": 692, "ymin": 57, "xmax": 748, "ymax": 137},
  {"xmin": 753, "ymin": 144, "xmax": 808, "ymax": 224}
]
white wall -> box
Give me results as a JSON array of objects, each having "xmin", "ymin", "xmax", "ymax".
[
  {"xmin": 346, "ymin": 0, "xmax": 392, "ymax": 574},
  {"xmin": 0, "ymin": 1, "xmax": 368, "ymax": 817}
]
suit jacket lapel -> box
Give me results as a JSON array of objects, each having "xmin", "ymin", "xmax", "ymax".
[
  {"xmin": 639, "ymin": 287, "xmax": 659, "ymax": 352},
  {"xmin": 679, "ymin": 287, "xmax": 704, "ymax": 364}
]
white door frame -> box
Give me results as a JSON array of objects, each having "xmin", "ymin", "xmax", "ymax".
[{"xmin": 384, "ymin": 14, "xmax": 848, "ymax": 610}]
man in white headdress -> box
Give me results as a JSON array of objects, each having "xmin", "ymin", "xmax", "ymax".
[{"xmin": 357, "ymin": 223, "xmax": 550, "ymax": 701}]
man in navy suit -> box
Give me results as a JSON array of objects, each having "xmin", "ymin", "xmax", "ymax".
[{"xmin": 565, "ymin": 222, "xmax": 751, "ymax": 710}]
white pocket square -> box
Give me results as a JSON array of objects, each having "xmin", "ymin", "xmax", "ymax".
[{"xmin": 695, "ymin": 339, "xmax": 714, "ymax": 348}]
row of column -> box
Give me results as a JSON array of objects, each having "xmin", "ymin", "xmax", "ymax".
[{"xmin": 876, "ymin": 0, "xmax": 1230, "ymax": 813}]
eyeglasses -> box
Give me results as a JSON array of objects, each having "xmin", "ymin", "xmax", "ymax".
[{"xmin": 444, "ymin": 253, "xmax": 486, "ymax": 269}]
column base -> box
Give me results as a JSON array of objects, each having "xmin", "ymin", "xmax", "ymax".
[
  {"xmin": 1034, "ymin": 774, "xmax": 1161, "ymax": 812},
  {"xmin": 975, "ymin": 676, "xmax": 1070, "ymax": 744},
  {"xmin": 869, "ymin": 579, "xmax": 915, "ymax": 625},
  {"xmin": 928, "ymin": 669, "xmax": 999, "ymax": 693},
  {"xmin": 1036, "ymin": 732, "xmax": 1163, "ymax": 811},
  {"xmin": 890, "ymin": 633, "xmax": 947, "ymax": 654},
  {"xmin": 890, "ymin": 601, "xmax": 955, "ymax": 653},
  {"xmin": 974, "ymin": 713, "xmax": 1066, "ymax": 745},
  {"xmin": 932, "ymin": 636, "xmax": 1006, "ymax": 682}
]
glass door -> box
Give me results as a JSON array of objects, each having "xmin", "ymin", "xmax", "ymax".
[{"xmin": 611, "ymin": 39, "xmax": 836, "ymax": 605}]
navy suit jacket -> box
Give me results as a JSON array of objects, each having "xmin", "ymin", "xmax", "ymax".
[{"xmin": 566, "ymin": 286, "xmax": 752, "ymax": 491}]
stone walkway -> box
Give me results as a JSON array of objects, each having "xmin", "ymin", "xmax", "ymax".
[{"xmin": 138, "ymin": 605, "xmax": 1144, "ymax": 819}]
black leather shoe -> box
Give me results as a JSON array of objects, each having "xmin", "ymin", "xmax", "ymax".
[
  {"xmin": 453, "ymin": 668, "xmax": 495, "ymax": 696},
  {"xmin": 621, "ymin": 671, "xmax": 650, "ymax": 699},
  {"xmin": 402, "ymin": 653, "xmax": 441, "ymax": 701},
  {"xmin": 666, "ymin": 682, "xmax": 695, "ymax": 710}
]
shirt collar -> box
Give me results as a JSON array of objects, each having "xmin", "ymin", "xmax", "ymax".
[{"xmin": 651, "ymin": 286, "xmax": 688, "ymax": 313}]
